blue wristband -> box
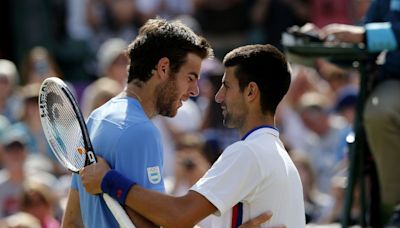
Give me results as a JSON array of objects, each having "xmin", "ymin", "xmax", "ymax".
[{"xmin": 101, "ymin": 170, "xmax": 136, "ymax": 205}]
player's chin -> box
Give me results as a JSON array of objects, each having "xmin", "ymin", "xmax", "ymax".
[
  {"xmin": 163, "ymin": 106, "xmax": 179, "ymax": 118},
  {"xmin": 171, "ymin": 101, "xmax": 183, "ymax": 116}
]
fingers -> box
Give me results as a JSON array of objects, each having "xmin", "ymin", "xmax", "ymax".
[
  {"xmin": 271, "ymin": 225, "xmax": 286, "ymax": 228},
  {"xmin": 238, "ymin": 211, "xmax": 273, "ymax": 227},
  {"xmin": 248, "ymin": 211, "xmax": 273, "ymax": 225}
]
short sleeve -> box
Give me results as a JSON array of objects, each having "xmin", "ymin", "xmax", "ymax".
[
  {"xmin": 190, "ymin": 142, "xmax": 264, "ymax": 215},
  {"xmin": 71, "ymin": 173, "xmax": 79, "ymax": 190},
  {"xmin": 113, "ymin": 122, "xmax": 165, "ymax": 192}
]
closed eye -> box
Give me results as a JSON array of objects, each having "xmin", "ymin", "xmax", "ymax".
[
  {"xmin": 222, "ymin": 81, "xmax": 229, "ymax": 89},
  {"xmin": 188, "ymin": 75, "xmax": 197, "ymax": 83}
]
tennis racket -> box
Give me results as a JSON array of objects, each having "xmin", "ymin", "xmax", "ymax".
[{"xmin": 38, "ymin": 77, "xmax": 135, "ymax": 228}]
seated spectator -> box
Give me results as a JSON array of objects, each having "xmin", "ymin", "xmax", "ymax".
[
  {"xmin": 290, "ymin": 151, "xmax": 332, "ymax": 223},
  {"xmin": 298, "ymin": 92, "xmax": 346, "ymax": 194},
  {"xmin": 0, "ymin": 59, "xmax": 22, "ymax": 123},
  {"xmin": 19, "ymin": 181, "xmax": 60, "ymax": 228},
  {"xmin": 0, "ymin": 125, "xmax": 29, "ymax": 217},
  {"xmin": 81, "ymin": 38, "xmax": 128, "ymax": 117},
  {"xmin": 20, "ymin": 47, "xmax": 62, "ymax": 85}
]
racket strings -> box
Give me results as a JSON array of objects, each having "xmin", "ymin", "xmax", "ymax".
[{"xmin": 41, "ymin": 83, "xmax": 86, "ymax": 172}]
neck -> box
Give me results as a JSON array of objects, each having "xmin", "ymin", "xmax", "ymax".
[
  {"xmin": 239, "ymin": 113, "xmax": 275, "ymax": 138},
  {"xmin": 123, "ymin": 81, "xmax": 157, "ymax": 118},
  {"xmin": 125, "ymin": 86, "xmax": 142, "ymax": 103}
]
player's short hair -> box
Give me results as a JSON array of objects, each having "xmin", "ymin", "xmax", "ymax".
[
  {"xmin": 126, "ymin": 18, "xmax": 213, "ymax": 84},
  {"xmin": 223, "ymin": 44, "xmax": 291, "ymax": 115}
]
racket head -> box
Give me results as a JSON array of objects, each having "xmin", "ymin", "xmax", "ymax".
[{"xmin": 39, "ymin": 77, "xmax": 95, "ymax": 172}]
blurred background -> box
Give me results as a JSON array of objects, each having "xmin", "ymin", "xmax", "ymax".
[{"xmin": 0, "ymin": 0, "xmax": 373, "ymax": 227}]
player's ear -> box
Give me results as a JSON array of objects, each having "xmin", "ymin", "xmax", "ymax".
[
  {"xmin": 246, "ymin": 82, "xmax": 258, "ymax": 101},
  {"xmin": 156, "ymin": 57, "xmax": 170, "ymax": 80}
]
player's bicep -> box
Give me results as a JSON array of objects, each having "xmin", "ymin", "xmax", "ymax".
[{"xmin": 62, "ymin": 188, "xmax": 84, "ymax": 228}]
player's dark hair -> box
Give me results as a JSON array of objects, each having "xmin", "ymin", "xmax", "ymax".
[
  {"xmin": 126, "ymin": 18, "xmax": 213, "ymax": 84},
  {"xmin": 223, "ymin": 44, "xmax": 291, "ymax": 115}
]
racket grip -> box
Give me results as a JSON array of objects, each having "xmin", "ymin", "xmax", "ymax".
[{"xmin": 103, "ymin": 193, "xmax": 136, "ymax": 228}]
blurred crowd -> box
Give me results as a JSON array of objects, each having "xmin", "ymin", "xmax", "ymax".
[{"xmin": 0, "ymin": 0, "xmax": 372, "ymax": 227}]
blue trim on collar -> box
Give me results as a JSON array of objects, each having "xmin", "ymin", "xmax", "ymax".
[{"xmin": 241, "ymin": 125, "xmax": 278, "ymax": 140}]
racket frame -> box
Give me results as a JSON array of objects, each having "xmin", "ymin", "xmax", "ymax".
[{"xmin": 39, "ymin": 77, "xmax": 135, "ymax": 228}]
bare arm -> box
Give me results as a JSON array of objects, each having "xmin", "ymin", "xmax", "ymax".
[
  {"xmin": 125, "ymin": 206, "xmax": 159, "ymax": 227},
  {"xmin": 321, "ymin": 24, "xmax": 364, "ymax": 43},
  {"xmin": 80, "ymin": 156, "xmax": 286, "ymax": 228},
  {"xmin": 125, "ymin": 186, "xmax": 216, "ymax": 227},
  {"xmin": 61, "ymin": 188, "xmax": 84, "ymax": 228},
  {"xmin": 81, "ymin": 157, "xmax": 216, "ymax": 227}
]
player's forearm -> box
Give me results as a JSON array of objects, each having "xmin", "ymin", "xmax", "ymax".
[
  {"xmin": 124, "ymin": 185, "xmax": 199, "ymax": 228},
  {"xmin": 125, "ymin": 206, "xmax": 159, "ymax": 227}
]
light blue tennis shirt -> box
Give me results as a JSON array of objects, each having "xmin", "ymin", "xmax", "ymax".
[{"xmin": 71, "ymin": 96, "xmax": 165, "ymax": 227}]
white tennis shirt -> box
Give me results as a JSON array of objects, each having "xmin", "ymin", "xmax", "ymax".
[{"xmin": 191, "ymin": 126, "xmax": 305, "ymax": 228}]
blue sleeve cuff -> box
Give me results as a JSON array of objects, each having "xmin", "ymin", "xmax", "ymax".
[{"xmin": 365, "ymin": 22, "xmax": 398, "ymax": 52}]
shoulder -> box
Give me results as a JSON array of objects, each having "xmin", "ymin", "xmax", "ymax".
[
  {"xmin": 124, "ymin": 120, "xmax": 159, "ymax": 136},
  {"xmin": 89, "ymin": 97, "xmax": 151, "ymax": 129}
]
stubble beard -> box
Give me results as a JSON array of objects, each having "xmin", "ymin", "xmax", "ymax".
[
  {"xmin": 156, "ymin": 77, "xmax": 180, "ymax": 117},
  {"xmin": 222, "ymin": 109, "xmax": 246, "ymax": 129}
]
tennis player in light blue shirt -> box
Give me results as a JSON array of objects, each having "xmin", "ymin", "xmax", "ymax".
[
  {"xmin": 63, "ymin": 18, "xmax": 213, "ymax": 227},
  {"xmin": 71, "ymin": 96, "xmax": 165, "ymax": 227}
]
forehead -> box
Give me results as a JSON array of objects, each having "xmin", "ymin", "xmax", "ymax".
[
  {"xmin": 222, "ymin": 66, "xmax": 238, "ymax": 82},
  {"xmin": 177, "ymin": 53, "xmax": 202, "ymax": 77}
]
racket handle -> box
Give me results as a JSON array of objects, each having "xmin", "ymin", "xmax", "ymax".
[{"xmin": 103, "ymin": 193, "xmax": 136, "ymax": 228}]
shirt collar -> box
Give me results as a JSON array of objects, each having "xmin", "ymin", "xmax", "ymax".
[{"xmin": 241, "ymin": 125, "xmax": 279, "ymax": 140}]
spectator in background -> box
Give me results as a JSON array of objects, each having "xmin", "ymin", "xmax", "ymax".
[
  {"xmin": 135, "ymin": 0, "xmax": 195, "ymax": 22},
  {"xmin": 0, "ymin": 59, "xmax": 22, "ymax": 123},
  {"xmin": 19, "ymin": 181, "xmax": 60, "ymax": 228},
  {"xmin": 0, "ymin": 115, "xmax": 10, "ymax": 168},
  {"xmin": 275, "ymin": 65, "xmax": 321, "ymax": 151},
  {"xmin": 314, "ymin": 58, "xmax": 359, "ymax": 94},
  {"xmin": 81, "ymin": 38, "xmax": 128, "ymax": 117},
  {"xmin": 0, "ymin": 125, "xmax": 29, "ymax": 217},
  {"xmin": 165, "ymin": 134, "xmax": 212, "ymax": 196},
  {"xmin": 152, "ymin": 97, "xmax": 203, "ymax": 177},
  {"xmin": 86, "ymin": 0, "xmax": 139, "ymax": 53},
  {"xmin": 20, "ymin": 47, "xmax": 62, "ymax": 85},
  {"xmin": 313, "ymin": 58, "xmax": 359, "ymax": 164},
  {"xmin": 0, "ymin": 211, "xmax": 41, "ymax": 228},
  {"xmin": 290, "ymin": 152, "xmax": 332, "ymax": 224},
  {"xmin": 298, "ymin": 91, "xmax": 346, "ymax": 194},
  {"xmin": 10, "ymin": 83, "xmax": 68, "ymax": 178},
  {"xmin": 164, "ymin": 133, "xmax": 216, "ymax": 228},
  {"xmin": 14, "ymin": 83, "xmax": 49, "ymax": 156},
  {"xmin": 81, "ymin": 77, "xmax": 122, "ymax": 117},
  {"xmin": 333, "ymin": 88, "xmax": 358, "ymax": 163}
]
